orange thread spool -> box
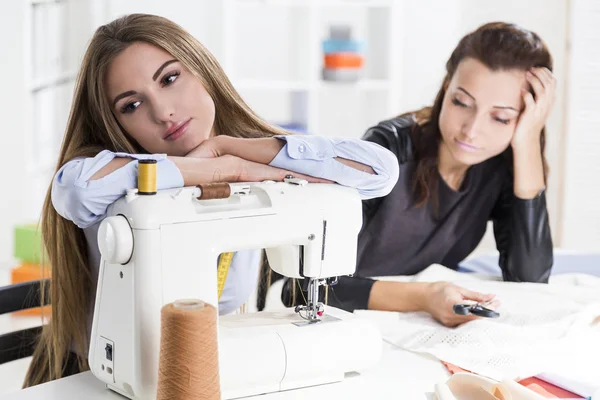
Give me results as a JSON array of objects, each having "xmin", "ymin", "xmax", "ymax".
[
  {"xmin": 324, "ymin": 53, "xmax": 364, "ymax": 69},
  {"xmin": 157, "ymin": 300, "xmax": 221, "ymax": 400}
]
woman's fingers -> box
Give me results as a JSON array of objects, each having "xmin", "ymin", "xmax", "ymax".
[
  {"xmin": 459, "ymin": 288, "xmax": 495, "ymax": 303},
  {"xmin": 526, "ymin": 69, "xmax": 545, "ymax": 99},
  {"xmin": 534, "ymin": 67, "xmax": 556, "ymax": 90},
  {"xmin": 237, "ymin": 159, "xmax": 333, "ymax": 184}
]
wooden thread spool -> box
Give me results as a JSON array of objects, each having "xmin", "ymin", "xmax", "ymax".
[
  {"xmin": 156, "ymin": 300, "xmax": 221, "ymax": 400},
  {"xmin": 196, "ymin": 183, "xmax": 231, "ymax": 200}
]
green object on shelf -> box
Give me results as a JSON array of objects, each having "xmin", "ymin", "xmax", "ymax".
[{"xmin": 14, "ymin": 224, "xmax": 46, "ymax": 264}]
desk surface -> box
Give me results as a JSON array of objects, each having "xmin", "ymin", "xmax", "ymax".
[
  {"xmin": 4, "ymin": 264, "xmax": 599, "ymax": 399},
  {"xmin": 1, "ymin": 342, "xmax": 446, "ymax": 400}
]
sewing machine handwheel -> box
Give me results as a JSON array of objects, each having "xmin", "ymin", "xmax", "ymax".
[{"xmin": 98, "ymin": 215, "xmax": 134, "ymax": 265}]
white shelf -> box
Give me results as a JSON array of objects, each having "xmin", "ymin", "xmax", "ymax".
[
  {"xmin": 221, "ymin": 0, "xmax": 402, "ymax": 137},
  {"xmin": 234, "ymin": 79, "xmax": 310, "ymax": 91},
  {"xmin": 30, "ymin": 0, "xmax": 66, "ymax": 5},
  {"xmin": 235, "ymin": 0, "xmax": 309, "ymax": 7},
  {"xmin": 316, "ymin": 0, "xmax": 394, "ymax": 7},
  {"xmin": 235, "ymin": 0, "xmax": 393, "ymax": 7},
  {"xmin": 30, "ymin": 70, "xmax": 76, "ymax": 93},
  {"xmin": 318, "ymin": 79, "xmax": 390, "ymax": 90},
  {"xmin": 233, "ymin": 78, "xmax": 390, "ymax": 91}
]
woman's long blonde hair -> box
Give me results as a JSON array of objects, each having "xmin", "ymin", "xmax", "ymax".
[{"xmin": 24, "ymin": 13, "xmax": 287, "ymax": 387}]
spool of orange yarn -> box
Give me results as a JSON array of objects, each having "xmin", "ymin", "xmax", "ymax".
[{"xmin": 157, "ymin": 300, "xmax": 221, "ymax": 400}]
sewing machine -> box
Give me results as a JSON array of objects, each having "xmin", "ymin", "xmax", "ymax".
[{"xmin": 89, "ymin": 179, "xmax": 382, "ymax": 399}]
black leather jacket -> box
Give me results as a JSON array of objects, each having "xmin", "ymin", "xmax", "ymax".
[{"xmin": 283, "ymin": 115, "xmax": 553, "ymax": 312}]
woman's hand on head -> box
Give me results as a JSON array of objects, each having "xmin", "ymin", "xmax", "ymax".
[
  {"xmin": 512, "ymin": 67, "xmax": 556, "ymax": 150},
  {"xmin": 422, "ymin": 281, "xmax": 499, "ymax": 327}
]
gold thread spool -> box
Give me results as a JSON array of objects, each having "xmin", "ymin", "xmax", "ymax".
[
  {"xmin": 138, "ymin": 160, "xmax": 157, "ymax": 195},
  {"xmin": 196, "ymin": 183, "xmax": 231, "ymax": 200},
  {"xmin": 156, "ymin": 300, "xmax": 221, "ymax": 400}
]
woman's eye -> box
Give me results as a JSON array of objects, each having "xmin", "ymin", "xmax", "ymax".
[
  {"xmin": 162, "ymin": 72, "xmax": 180, "ymax": 86},
  {"xmin": 494, "ymin": 117, "xmax": 510, "ymax": 125},
  {"xmin": 121, "ymin": 101, "xmax": 141, "ymax": 113},
  {"xmin": 452, "ymin": 98, "xmax": 468, "ymax": 108}
]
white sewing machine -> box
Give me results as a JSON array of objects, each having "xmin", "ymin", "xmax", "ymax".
[{"xmin": 89, "ymin": 179, "xmax": 382, "ymax": 399}]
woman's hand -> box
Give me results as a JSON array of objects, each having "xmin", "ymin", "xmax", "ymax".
[
  {"xmin": 422, "ymin": 282, "xmax": 499, "ymax": 327},
  {"xmin": 227, "ymin": 156, "xmax": 332, "ymax": 183},
  {"xmin": 185, "ymin": 136, "xmax": 226, "ymax": 158},
  {"xmin": 511, "ymin": 67, "xmax": 554, "ymax": 198},
  {"xmin": 511, "ymin": 67, "xmax": 556, "ymax": 150},
  {"xmin": 172, "ymin": 154, "xmax": 332, "ymax": 185},
  {"xmin": 185, "ymin": 136, "xmax": 332, "ymax": 184}
]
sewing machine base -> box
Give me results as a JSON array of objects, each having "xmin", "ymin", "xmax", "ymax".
[
  {"xmin": 219, "ymin": 307, "xmax": 381, "ymax": 399},
  {"xmin": 97, "ymin": 307, "xmax": 381, "ymax": 400}
]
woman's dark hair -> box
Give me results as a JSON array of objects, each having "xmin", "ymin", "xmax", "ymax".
[{"xmin": 406, "ymin": 22, "xmax": 552, "ymax": 206}]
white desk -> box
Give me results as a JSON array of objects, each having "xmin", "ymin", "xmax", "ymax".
[{"xmin": 0, "ymin": 342, "xmax": 447, "ymax": 400}]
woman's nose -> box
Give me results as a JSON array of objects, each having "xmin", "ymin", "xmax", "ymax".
[
  {"xmin": 151, "ymin": 97, "xmax": 175, "ymax": 123},
  {"xmin": 462, "ymin": 114, "xmax": 485, "ymax": 139}
]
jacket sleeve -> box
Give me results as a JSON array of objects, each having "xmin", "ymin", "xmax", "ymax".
[
  {"xmin": 360, "ymin": 116, "xmax": 414, "ymax": 219},
  {"xmin": 491, "ymin": 175, "xmax": 554, "ymax": 283}
]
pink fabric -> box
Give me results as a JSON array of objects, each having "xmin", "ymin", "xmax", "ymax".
[{"xmin": 442, "ymin": 362, "xmax": 583, "ymax": 399}]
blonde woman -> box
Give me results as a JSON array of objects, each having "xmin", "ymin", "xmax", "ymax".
[{"xmin": 24, "ymin": 14, "xmax": 399, "ymax": 387}]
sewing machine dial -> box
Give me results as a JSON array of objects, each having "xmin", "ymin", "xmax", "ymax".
[{"xmin": 98, "ymin": 215, "xmax": 134, "ymax": 265}]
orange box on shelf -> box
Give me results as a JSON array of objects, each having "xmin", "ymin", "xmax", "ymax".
[
  {"xmin": 324, "ymin": 53, "xmax": 364, "ymax": 69},
  {"xmin": 10, "ymin": 263, "xmax": 51, "ymax": 317}
]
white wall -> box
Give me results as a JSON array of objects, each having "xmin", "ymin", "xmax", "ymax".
[
  {"xmin": 1, "ymin": 0, "xmax": 595, "ymax": 266},
  {"xmin": 560, "ymin": 0, "xmax": 600, "ymax": 251},
  {"xmin": 399, "ymin": 0, "xmax": 463, "ymax": 111},
  {"xmin": 0, "ymin": 0, "xmax": 111, "ymax": 267},
  {"xmin": 0, "ymin": 3, "xmax": 30, "ymax": 268}
]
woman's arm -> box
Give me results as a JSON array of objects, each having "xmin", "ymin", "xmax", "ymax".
[
  {"xmin": 52, "ymin": 151, "xmax": 183, "ymax": 229},
  {"xmin": 53, "ymin": 150, "xmax": 322, "ymax": 229},
  {"xmin": 169, "ymin": 154, "xmax": 329, "ymax": 185},
  {"xmin": 187, "ymin": 134, "xmax": 400, "ymax": 200},
  {"xmin": 327, "ymin": 276, "xmax": 497, "ymax": 327},
  {"xmin": 212, "ymin": 136, "xmax": 376, "ymax": 174},
  {"xmin": 511, "ymin": 67, "xmax": 555, "ymax": 199},
  {"xmin": 491, "ymin": 176, "xmax": 553, "ymax": 282},
  {"xmin": 90, "ymin": 152, "xmax": 326, "ymax": 185},
  {"xmin": 489, "ymin": 67, "xmax": 555, "ymax": 282},
  {"xmin": 512, "ymin": 141, "xmax": 545, "ymax": 199}
]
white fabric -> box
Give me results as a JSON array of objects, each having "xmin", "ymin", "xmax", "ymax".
[{"xmin": 355, "ymin": 265, "xmax": 600, "ymax": 382}]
